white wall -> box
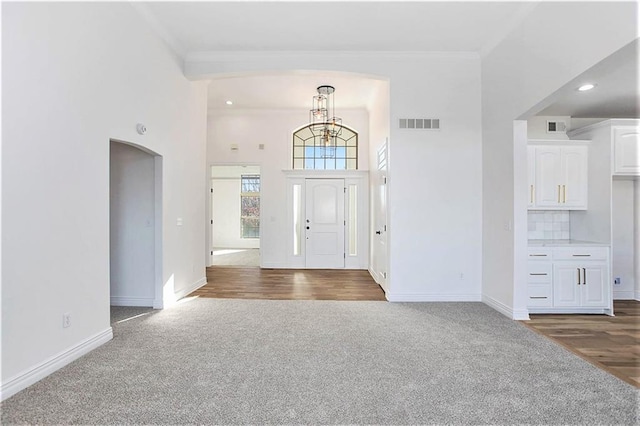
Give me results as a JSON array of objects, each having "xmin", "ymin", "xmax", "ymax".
[
  {"xmin": 110, "ymin": 142, "xmax": 156, "ymax": 306},
  {"xmin": 2, "ymin": 2, "xmax": 208, "ymax": 399},
  {"xmin": 612, "ymin": 179, "xmax": 636, "ymax": 299},
  {"xmin": 192, "ymin": 53, "xmax": 483, "ymax": 301},
  {"xmin": 368, "ymin": 80, "xmax": 391, "ymax": 289},
  {"xmin": 481, "ymin": 2, "xmax": 638, "ymax": 319},
  {"xmin": 527, "ymin": 116, "xmax": 572, "ymax": 140},
  {"xmin": 211, "ymin": 178, "xmax": 260, "ymax": 249},
  {"xmin": 207, "ymin": 108, "xmax": 369, "ymax": 267}
]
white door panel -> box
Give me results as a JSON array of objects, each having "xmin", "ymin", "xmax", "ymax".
[{"xmin": 305, "ymin": 179, "xmax": 345, "ymax": 268}]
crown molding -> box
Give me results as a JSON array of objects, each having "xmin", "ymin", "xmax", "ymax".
[
  {"xmin": 129, "ymin": 2, "xmax": 186, "ymax": 61},
  {"xmin": 186, "ymin": 50, "xmax": 480, "ymax": 64}
]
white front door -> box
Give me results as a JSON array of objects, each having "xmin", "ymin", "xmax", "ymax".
[{"xmin": 305, "ymin": 179, "xmax": 345, "ymax": 268}]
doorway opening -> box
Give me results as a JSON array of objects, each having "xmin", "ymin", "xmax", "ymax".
[
  {"xmin": 109, "ymin": 140, "xmax": 163, "ymax": 323},
  {"xmin": 209, "ymin": 165, "xmax": 261, "ymax": 267}
]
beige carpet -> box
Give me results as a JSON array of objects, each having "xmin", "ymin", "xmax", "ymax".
[{"xmin": 2, "ymin": 300, "xmax": 638, "ymax": 424}]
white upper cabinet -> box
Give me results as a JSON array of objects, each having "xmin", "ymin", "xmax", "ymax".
[
  {"xmin": 529, "ymin": 143, "xmax": 588, "ymax": 210},
  {"xmin": 561, "ymin": 147, "xmax": 588, "ymax": 208},
  {"xmin": 535, "ymin": 147, "xmax": 563, "ymax": 207},
  {"xmin": 613, "ymin": 126, "xmax": 640, "ymax": 175}
]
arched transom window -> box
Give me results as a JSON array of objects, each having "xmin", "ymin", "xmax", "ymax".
[{"xmin": 292, "ymin": 124, "xmax": 358, "ymax": 170}]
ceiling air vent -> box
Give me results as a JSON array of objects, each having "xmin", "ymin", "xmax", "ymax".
[
  {"xmin": 546, "ymin": 120, "xmax": 567, "ymax": 133},
  {"xmin": 399, "ymin": 118, "xmax": 440, "ymax": 130}
]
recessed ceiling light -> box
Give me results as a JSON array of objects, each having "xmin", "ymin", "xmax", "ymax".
[
  {"xmin": 225, "ymin": 100, "xmax": 233, "ymax": 105},
  {"xmin": 577, "ymin": 84, "xmax": 596, "ymax": 92}
]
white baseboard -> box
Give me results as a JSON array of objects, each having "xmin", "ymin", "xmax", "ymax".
[
  {"xmin": 1, "ymin": 327, "xmax": 113, "ymax": 401},
  {"xmin": 529, "ymin": 307, "xmax": 612, "ymax": 315},
  {"xmin": 386, "ymin": 293, "xmax": 482, "ymax": 302},
  {"xmin": 110, "ymin": 296, "xmax": 154, "ymax": 307},
  {"xmin": 174, "ymin": 277, "xmax": 207, "ymax": 302},
  {"xmin": 636, "ymin": 290, "xmax": 640, "ymax": 301},
  {"xmin": 482, "ymin": 294, "xmax": 530, "ymax": 320},
  {"xmin": 613, "ymin": 290, "xmax": 636, "ymax": 300}
]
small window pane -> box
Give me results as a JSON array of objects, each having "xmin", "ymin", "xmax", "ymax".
[
  {"xmin": 241, "ymin": 218, "xmax": 260, "ymax": 238},
  {"xmin": 336, "ymin": 158, "xmax": 346, "ymax": 169},
  {"xmin": 293, "ymin": 184, "xmax": 302, "ymax": 256},
  {"xmin": 294, "ymin": 146, "xmax": 304, "ymax": 158},
  {"xmin": 293, "ymin": 158, "xmax": 303, "ymax": 169},
  {"xmin": 346, "ymin": 147, "xmax": 357, "ymax": 158},
  {"xmin": 347, "ymin": 159, "xmax": 357, "ymax": 170}
]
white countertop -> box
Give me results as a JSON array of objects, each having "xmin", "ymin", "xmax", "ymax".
[{"xmin": 528, "ymin": 239, "xmax": 610, "ymax": 247}]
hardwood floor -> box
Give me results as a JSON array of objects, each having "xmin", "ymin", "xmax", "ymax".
[
  {"xmin": 523, "ymin": 300, "xmax": 640, "ymax": 388},
  {"xmin": 190, "ymin": 267, "xmax": 387, "ymax": 301}
]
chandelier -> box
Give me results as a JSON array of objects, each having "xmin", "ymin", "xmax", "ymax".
[{"xmin": 309, "ymin": 85, "xmax": 342, "ymax": 146}]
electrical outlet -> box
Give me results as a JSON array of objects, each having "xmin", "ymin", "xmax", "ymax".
[
  {"xmin": 614, "ymin": 277, "xmax": 621, "ymax": 285},
  {"xmin": 62, "ymin": 313, "xmax": 71, "ymax": 328}
]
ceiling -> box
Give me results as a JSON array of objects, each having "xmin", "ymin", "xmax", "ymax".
[
  {"xmin": 207, "ymin": 71, "xmax": 385, "ymax": 110},
  {"xmin": 139, "ymin": 2, "xmax": 639, "ymax": 118},
  {"xmin": 535, "ymin": 39, "xmax": 639, "ymax": 119},
  {"xmin": 141, "ymin": 2, "xmax": 531, "ymax": 53}
]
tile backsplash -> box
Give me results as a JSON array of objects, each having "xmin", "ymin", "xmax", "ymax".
[{"xmin": 528, "ymin": 210, "xmax": 570, "ymax": 240}]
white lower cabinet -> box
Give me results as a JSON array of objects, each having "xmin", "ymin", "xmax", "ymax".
[
  {"xmin": 527, "ymin": 246, "xmax": 611, "ymax": 314},
  {"xmin": 553, "ymin": 263, "xmax": 607, "ymax": 308}
]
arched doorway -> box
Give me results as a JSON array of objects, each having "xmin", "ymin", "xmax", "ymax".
[{"xmin": 109, "ymin": 140, "xmax": 163, "ymax": 314}]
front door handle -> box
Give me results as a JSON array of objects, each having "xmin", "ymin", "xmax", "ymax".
[{"xmin": 375, "ymin": 230, "xmax": 381, "ymax": 235}]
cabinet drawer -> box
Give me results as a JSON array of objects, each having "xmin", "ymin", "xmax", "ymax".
[
  {"xmin": 528, "ymin": 285, "xmax": 552, "ymax": 307},
  {"xmin": 553, "ymin": 247, "xmax": 608, "ymax": 261},
  {"xmin": 527, "ymin": 263, "xmax": 552, "ymax": 283},
  {"xmin": 527, "ymin": 247, "xmax": 552, "ymax": 260}
]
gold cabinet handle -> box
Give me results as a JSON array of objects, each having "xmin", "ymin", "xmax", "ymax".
[
  {"xmin": 563, "ymin": 185, "xmax": 566, "ymax": 203},
  {"xmin": 558, "ymin": 185, "xmax": 561, "ymax": 203},
  {"xmin": 530, "ymin": 185, "xmax": 534, "ymax": 204}
]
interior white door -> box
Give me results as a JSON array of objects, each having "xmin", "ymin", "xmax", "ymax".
[
  {"xmin": 372, "ymin": 173, "xmax": 388, "ymax": 290},
  {"xmin": 305, "ymin": 179, "xmax": 345, "ymax": 268}
]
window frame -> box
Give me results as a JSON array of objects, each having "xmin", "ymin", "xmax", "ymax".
[
  {"xmin": 240, "ymin": 174, "xmax": 260, "ymax": 239},
  {"xmin": 292, "ymin": 123, "xmax": 358, "ymax": 170}
]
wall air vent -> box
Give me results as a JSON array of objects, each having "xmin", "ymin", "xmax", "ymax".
[
  {"xmin": 399, "ymin": 118, "xmax": 440, "ymax": 130},
  {"xmin": 546, "ymin": 120, "xmax": 567, "ymax": 133}
]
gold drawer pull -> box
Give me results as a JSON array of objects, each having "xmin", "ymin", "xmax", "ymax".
[{"xmin": 530, "ymin": 185, "xmax": 534, "ymax": 203}]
